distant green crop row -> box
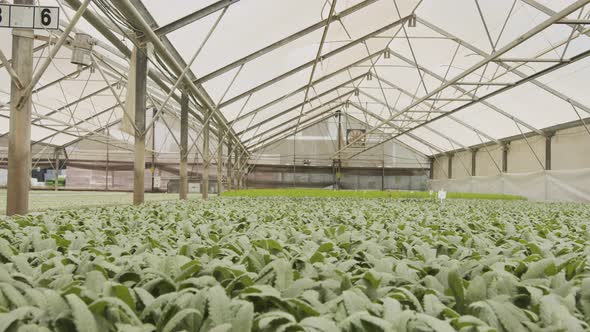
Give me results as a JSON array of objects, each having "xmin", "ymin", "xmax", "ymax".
[{"xmin": 222, "ymin": 188, "xmax": 525, "ymax": 200}]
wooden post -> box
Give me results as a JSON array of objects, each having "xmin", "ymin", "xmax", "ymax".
[
  {"xmin": 133, "ymin": 45, "xmax": 147, "ymax": 205},
  {"xmin": 447, "ymin": 154, "xmax": 453, "ymax": 179},
  {"xmin": 471, "ymin": 149, "xmax": 477, "ymax": 176},
  {"xmin": 217, "ymin": 129, "xmax": 224, "ymax": 195},
  {"xmin": 179, "ymin": 91, "xmax": 189, "ymax": 200},
  {"xmin": 545, "ymin": 133, "xmax": 553, "ymax": 171},
  {"xmin": 53, "ymin": 148, "xmax": 60, "ymax": 191},
  {"xmin": 7, "ymin": 0, "xmax": 35, "ymax": 216},
  {"xmin": 502, "ymin": 143, "xmax": 509, "ymax": 173},
  {"xmin": 202, "ymin": 110, "xmax": 210, "ymax": 200},
  {"xmin": 227, "ymin": 140, "xmax": 232, "ymax": 191}
]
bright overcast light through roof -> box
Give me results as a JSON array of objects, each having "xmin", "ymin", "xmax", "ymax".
[
  {"xmin": 0, "ymin": 0, "xmax": 590, "ymax": 196},
  {"xmin": 1, "ymin": 1, "xmax": 590, "ymax": 330}
]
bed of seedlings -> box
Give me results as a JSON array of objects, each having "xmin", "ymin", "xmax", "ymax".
[{"xmin": 0, "ymin": 197, "xmax": 588, "ymax": 331}]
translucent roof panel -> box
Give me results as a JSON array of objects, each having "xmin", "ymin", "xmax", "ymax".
[{"xmin": 1, "ymin": 0, "xmax": 589, "ymax": 160}]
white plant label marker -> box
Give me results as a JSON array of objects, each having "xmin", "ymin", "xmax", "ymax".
[
  {"xmin": 0, "ymin": 4, "xmax": 59, "ymax": 30},
  {"xmin": 437, "ymin": 189, "xmax": 447, "ymax": 203}
]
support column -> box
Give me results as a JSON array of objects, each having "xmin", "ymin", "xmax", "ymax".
[
  {"xmin": 381, "ymin": 161, "xmax": 385, "ymax": 191},
  {"xmin": 242, "ymin": 155, "xmax": 248, "ymax": 189},
  {"xmin": 7, "ymin": 0, "xmax": 34, "ymax": 216},
  {"xmin": 179, "ymin": 91, "xmax": 189, "ymax": 200},
  {"xmin": 227, "ymin": 140, "xmax": 233, "ymax": 191},
  {"xmin": 502, "ymin": 143, "xmax": 509, "ymax": 173},
  {"xmin": 202, "ymin": 111, "xmax": 210, "ymax": 200},
  {"xmin": 151, "ymin": 108, "xmax": 157, "ymax": 192},
  {"xmin": 133, "ymin": 45, "xmax": 148, "ymax": 205},
  {"xmin": 53, "ymin": 148, "xmax": 60, "ymax": 192},
  {"xmin": 545, "ymin": 133, "xmax": 553, "ymax": 171},
  {"xmin": 234, "ymin": 149, "xmax": 240, "ymax": 190},
  {"xmin": 429, "ymin": 157, "xmax": 434, "ymax": 180},
  {"xmin": 217, "ymin": 129, "xmax": 224, "ymax": 195},
  {"xmin": 471, "ymin": 149, "xmax": 477, "ymax": 176},
  {"xmin": 106, "ymin": 129, "xmax": 110, "ymax": 190},
  {"xmin": 447, "ymin": 154, "xmax": 453, "ymax": 179}
]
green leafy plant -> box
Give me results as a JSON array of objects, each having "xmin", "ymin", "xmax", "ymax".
[
  {"xmin": 0, "ymin": 197, "xmax": 587, "ymax": 331},
  {"xmin": 222, "ymin": 188, "xmax": 525, "ymax": 200}
]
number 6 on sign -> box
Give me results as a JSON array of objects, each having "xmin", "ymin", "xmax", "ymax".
[{"xmin": 34, "ymin": 6, "xmax": 59, "ymax": 29}]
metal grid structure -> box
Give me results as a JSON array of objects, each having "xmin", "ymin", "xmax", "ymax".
[{"xmin": 1, "ymin": 0, "xmax": 590, "ymax": 213}]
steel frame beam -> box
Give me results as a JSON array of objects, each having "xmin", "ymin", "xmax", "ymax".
[
  {"xmin": 61, "ymin": 119, "xmax": 125, "ymax": 150},
  {"xmin": 154, "ymin": 0, "xmax": 239, "ymax": 36},
  {"xmin": 231, "ymin": 50, "xmax": 385, "ymax": 125},
  {"xmin": 342, "ymin": 111, "xmax": 430, "ymax": 159},
  {"xmin": 346, "ymin": 46, "xmax": 590, "ymax": 160},
  {"xmin": 334, "ymin": 0, "xmax": 590, "ymax": 158},
  {"xmin": 250, "ymin": 113, "xmax": 336, "ymax": 152},
  {"xmin": 114, "ymin": 0, "xmax": 248, "ymax": 154},
  {"xmin": 355, "ymin": 92, "xmax": 460, "ymax": 152},
  {"xmin": 243, "ymin": 102, "xmax": 345, "ymax": 146},
  {"xmin": 521, "ymin": 0, "xmax": 590, "ymax": 38},
  {"xmin": 373, "ymin": 73, "xmax": 503, "ymax": 143},
  {"xmin": 389, "ymin": 50, "xmax": 543, "ymax": 137},
  {"xmin": 348, "ymin": 101, "xmax": 445, "ymax": 153},
  {"xmin": 417, "ymin": 16, "xmax": 590, "ymax": 116},
  {"xmin": 32, "ymin": 104, "xmax": 119, "ymax": 146},
  {"xmin": 63, "ymin": 0, "xmax": 236, "ymax": 152},
  {"xmin": 197, "ymin": 0, "xmax": 380, "ymax": 84},
  {"xmin": 236, "ymin": 79, "xmax": 361, "ymax": 136},
  {"xmin": 219, "ymin": 16, "xmax": 411, "ymax": 109},
  {"xmin": 246, "ymin": 103, "xmax": 345, "ymax": 148}
]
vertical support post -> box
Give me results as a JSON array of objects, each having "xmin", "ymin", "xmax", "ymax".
[
  {"xmin": 336, "ymin": 110, "xmax": 342, "ymax": 190},
  {"xmin": 447, "ymin": 154, "xmax": 453, "ymax": 179},
  {"xmin": 429, "ymin": 157, "xmax": 434, "ymax": 180},
  {"xmin": 217, "ymin": 129, "xmax": 224, "ymax": 195},
  {"xmin": 151, "ymin": 108, "xmax": 156, "ymax": 192},
  {"xmin": 234, "ymin": 148, "xmax": 240, "ymax": 190},
  {"xmin": 471, "ymin": 149, "xmax": 477, "ymax": 176},
  {"xmin": 133, "ymin": 45, "xmax": 148, "ymax": 205},
  {"xmin": 502, "ymin": 143, "xmax": 509, "ymax": 173},
  {"xmin": 7, "ymin": 0, "xmax": 34, "ymax": 216},
  {"xmin": 381, "ymin": 161, "xmax": 385, "ymax": 191},
  {"xmin": 202, "ymin": 111, "xmax": 210, "ymax": 200},
  {"xmin": 227, "ymin": 140, "xmax": 233, "ymax": 191},
  {"xmin": 179, "ymin": 91, "xmax": 189, "ymax": 199},
  {"xmin": 106, "ymin": 128, "xmax": 110, "ymax": 191},
  {"xmin": 53, "ymin": 148, "xmax": 60, "ymax": 192},
  {"xmin": 545, "ymin": 133, "xmax": 553, "ymax": 171},
  {"xmin": 243, "ymin": 164, "xmax": 248, "ymax": 189}
]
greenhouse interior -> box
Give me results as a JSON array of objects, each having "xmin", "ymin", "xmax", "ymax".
[{"xmin": 0, "ymin": 0, "xmax": 589, "ymax": 330}]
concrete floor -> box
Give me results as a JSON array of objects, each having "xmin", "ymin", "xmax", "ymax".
[{"xmin": 0, "ymin": 190, "xmax": 205, "ymax": 215}]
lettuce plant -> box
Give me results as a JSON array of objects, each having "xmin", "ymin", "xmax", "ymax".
[{"xmin": 0, "ymin": 198, "xmax": 588, "ymax": 331}]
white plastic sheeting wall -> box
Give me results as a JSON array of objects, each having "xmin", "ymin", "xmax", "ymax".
[
  {"xmin": 430, "ymin": 169, "xmax": 590, "ymax": 202},
  {"xmin": 429, "ymin": 123, "xmax": 590, "ymax": 201}
]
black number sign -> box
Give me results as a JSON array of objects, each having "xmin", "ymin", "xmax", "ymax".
[{"xmin": 41, "ymin": 8, "xmax": 51, "ymax": 26}]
